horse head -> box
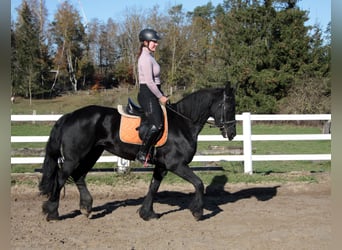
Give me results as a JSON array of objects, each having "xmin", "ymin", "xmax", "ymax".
[{"xmin": 212, "ymin": 81, "xmax": 236, "ymax": 141}]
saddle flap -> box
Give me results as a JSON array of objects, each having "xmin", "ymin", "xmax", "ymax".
[{"xmin": 119, "ymin": 104, "xmax": 168, "ymax": 147}]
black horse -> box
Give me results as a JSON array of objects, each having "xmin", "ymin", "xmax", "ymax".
[{"xmin": 39, "ymin": 82, "xmax": 236, "ymax": 221}]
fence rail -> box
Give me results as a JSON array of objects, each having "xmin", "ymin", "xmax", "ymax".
[{"xmin": 11, "ymin": 113, "xmax": 331, "ymax": 174}]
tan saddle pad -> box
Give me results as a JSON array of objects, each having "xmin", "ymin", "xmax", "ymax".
[{"xmin": 117, "ymin": 105, "xmax": 168, "ymax": 147}]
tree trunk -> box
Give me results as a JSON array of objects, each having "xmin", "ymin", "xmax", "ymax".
[{"xmin": 67, "ymin": 51, "xmax": 78, "ymax": 91}]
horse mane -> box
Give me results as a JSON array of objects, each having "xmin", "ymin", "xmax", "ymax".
[{"xmin": 174, "ymin": 87, "xmax": 223, "ymax": 124}]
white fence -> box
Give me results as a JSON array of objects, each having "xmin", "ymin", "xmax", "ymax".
[{"xmin": 11, "ymin": 112, "xmax": 331, "ymax": 174}]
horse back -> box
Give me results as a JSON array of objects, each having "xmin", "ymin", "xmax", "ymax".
[
  {"xmin": 62, "ymin": 105, "xmax": 118, "ymax": 126},
  {"xmin": 55, "ymin": 105, "xmax": 120, "ymax": 150}
]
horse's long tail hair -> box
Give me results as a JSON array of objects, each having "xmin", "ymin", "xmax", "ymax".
[{"xmin": 38, "ymin": 114, "xmax": 69, "ymax": 197}]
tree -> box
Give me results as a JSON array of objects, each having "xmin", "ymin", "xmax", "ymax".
[
  {"xmin": 166, "ymin": 5, "xmax": 184, "ymax": 85},
  {"xmin": 50, "ymin": 1, "xmax": 86, "ymax": 91},
  {"xmin": 117, "ymin": 7, "xmax": 146, "ymax": 86},
  {"xmin": 86, "ymin": 18, "xmax": 119, "ymax": 88},
  {"xmin": 190, "ymin": 3, "xmax": 216, "ymax": 84},
  {"xmin": 10, "ymin": 0, "xmax": 330, "ymax": 114},
  {"xmin": 279, "ymin": 21, "xmax": 331, "ymax": 114},
  {"xmin": 211, "ymin": 0, "xmax": 315, "ymax": 113},
  {"xmin": 13, "ymin": 1, "xmax": 42, "ymax": 102},
  {"xmin": 12, "ymin": 0, "xmax": 55, "ymax": 100},
  {"xmin": 11, "ymin": 22, "xmax": 19, "ymax": 97}
]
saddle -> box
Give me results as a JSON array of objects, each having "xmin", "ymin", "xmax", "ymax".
[
  {"xmin": 117, "ymin": 98, "xmax": 168, "ymax": 147},
  {"xmin": 125, "ymin": 98, "xmax": 144, "ymax": 116}
]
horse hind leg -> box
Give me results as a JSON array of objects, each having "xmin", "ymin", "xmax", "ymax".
[
  {"xmin": 42, "ymin": 159, "xmax": 77, "ymax": 221},
  {"xmin": 40, "ymin": 155, "xmax": 59, "ymax": 221},
  {"xmin": 71, "ymin": 146, "xmax": 104, "ymax": 218},
  {"xmin": 74, "ymin": 176, "xmax": 93, "ymax": 218}
]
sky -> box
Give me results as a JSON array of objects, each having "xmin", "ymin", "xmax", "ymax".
[{"xmin": 11, "ymin": 0, "xmax": 331, "ymax": 29}]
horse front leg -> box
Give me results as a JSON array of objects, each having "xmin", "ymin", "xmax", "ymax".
[
  {"xmin": 139, "ymin": 166, "xmax": 167, "ymax": 221},
  {"xmin": 171, "ymin": 165, "xmax": 204, "ymax": 220}
]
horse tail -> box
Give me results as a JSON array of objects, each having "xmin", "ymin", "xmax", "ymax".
[{"xmin": 39, "ymin": 114, "xmax": 69, "ymax": 197}]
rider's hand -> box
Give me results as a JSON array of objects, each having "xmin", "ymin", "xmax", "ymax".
[{"xmin": 159, "ymin": 96, "xmax": 169, "ymax": 105}]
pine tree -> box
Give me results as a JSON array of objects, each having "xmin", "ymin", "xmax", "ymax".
[
  {"xmin": 14, "ymin": 1, "xmax": 41, "ymax": 103},
  {"xmin": 211, "ymin": 0, "xmax": 316, "ymax": 113},
  {"xmin": 12, "ymin": 0, "xmax": 52, "ymax": 100}
]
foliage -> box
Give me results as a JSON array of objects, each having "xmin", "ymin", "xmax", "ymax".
[
  {"xmin": 12, "ymin": 1, "xmax": 51, "ymax": 101},
  {"xmin": 278, "ymin": 77, "xmax": 330, "ymax": 114},
  {"xmin": 49, "ymin": 1, "xmax": 87, "ymax": 92},
  {"xmin": 11, "ymin": 0, "xmax": 330, "ymax": 114}
]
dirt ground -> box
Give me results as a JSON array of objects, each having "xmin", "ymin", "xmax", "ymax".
[{"xmin": 11, "ymin": 173, "xmax": 331, "ymax": 250}]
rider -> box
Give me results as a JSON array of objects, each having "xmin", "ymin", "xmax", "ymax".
[{"xmin": 136, "ymin": 28, "xmax": 168, "ymax": 164}]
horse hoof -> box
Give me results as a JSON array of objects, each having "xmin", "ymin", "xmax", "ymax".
[
  {"xmin": 192, "ymin": 210, "xmax": 203, "ymax": 221},
  {"xmin": 80, "ymin": 208, "xmax": 92, "ymax": 218},
  {"xmin": 145, "ymin": 212, "xmax": 160, "ymax": 221},
  {"xmin": 46, "ymin": 214, "xmax": 60, "ymax": 222},
  {"xmin": 42, "ymin": 203, "xmax": 59, "ymax": 221},
  {"xmin": 141, "ymin": 213, "xmax": 160, "ymax": 221},
  {"xmin": 138, "ymin": 208, "xmax": 160, "ymax": 221}
]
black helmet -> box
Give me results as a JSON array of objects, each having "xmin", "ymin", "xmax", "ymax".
[{"xmin": 139, "ymin": 28, "xmax": 161, "ymax": 42}]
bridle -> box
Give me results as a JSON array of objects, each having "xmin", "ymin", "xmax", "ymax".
[{"xmin": 215, "ymin": 93, "xmax": 236, "ymax": 130}]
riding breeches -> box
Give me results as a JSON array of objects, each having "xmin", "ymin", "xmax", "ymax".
[{"xmin": 138, "ymin": 84, "xmax": 164, "ymax": 130}]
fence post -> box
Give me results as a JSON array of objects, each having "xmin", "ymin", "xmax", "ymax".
[
  {"xmin": 32, "ymin": 110, "xmax": 36, "ymax": 124},
  {"xmin": 242, "ymin": 112, "xmax": 253, "ymax": 174},
  {"xmin": 117, "ymin": 157, "xmax": 130, "ymax": 173}
]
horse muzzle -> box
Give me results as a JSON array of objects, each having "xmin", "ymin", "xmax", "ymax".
[{"xmin": 220, "ymin": 125, "xmax": 236, "ymax": 141}]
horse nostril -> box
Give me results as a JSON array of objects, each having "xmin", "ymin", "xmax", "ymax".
[{"xmin": 227, "ymin": 131, "xmax": 236, "ymax": 141}]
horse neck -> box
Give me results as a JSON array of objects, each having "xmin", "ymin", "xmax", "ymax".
[{"xmin": 175, "ymin": 88, "xmax": 221, "ymax": 134}]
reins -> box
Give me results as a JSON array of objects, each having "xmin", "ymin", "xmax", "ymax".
[
  {"xmin": 166, "ymin": 103, "xmax": 194, "ymax": 123},
  {"xmin": 165, "ymin": 94, "xmax": 236, "ymax": 129}
]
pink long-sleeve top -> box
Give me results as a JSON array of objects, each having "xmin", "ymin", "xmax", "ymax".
[{"xmin": 138, "ymin": 47, "xmax": 163, "ymax": 98}]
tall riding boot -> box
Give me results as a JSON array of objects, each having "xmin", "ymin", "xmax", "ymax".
[{"xmin": 136, "ymin": 125, "xmax": 160, "ymax": 165}]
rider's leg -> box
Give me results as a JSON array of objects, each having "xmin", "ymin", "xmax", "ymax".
[
  {"xmin": 136, "ymin": 124, "xmax": 161, "ymax": 164},
  {"xmin": 137, "ymin": 86, "xmax": 164, "ymax": 164}
]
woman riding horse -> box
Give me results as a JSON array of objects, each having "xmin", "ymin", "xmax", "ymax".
[
  {"xmin": 136, "ymin": 28, "xmax": 169, "ymax": 165},
  {"xmin": 39, "ymin": 82, "xmax": 236, "ymax": 221}
]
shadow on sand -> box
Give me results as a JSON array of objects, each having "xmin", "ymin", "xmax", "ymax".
[{"xmin": 59, "ymin": 175, "xmax": 280, "ymax": 221}]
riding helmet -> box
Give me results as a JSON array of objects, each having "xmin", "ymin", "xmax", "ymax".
[{"xmin": 139, "ymin": 28, "xmax": 161, "ymax": 42}]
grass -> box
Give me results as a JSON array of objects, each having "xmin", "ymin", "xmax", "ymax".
[
  {"xmin": 11, "ymin": 88, "xmax": 137, "ymax": 115},
  {"xmin": 11, "ymin": 88, "xmax": 331, "ymax": 184}
]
